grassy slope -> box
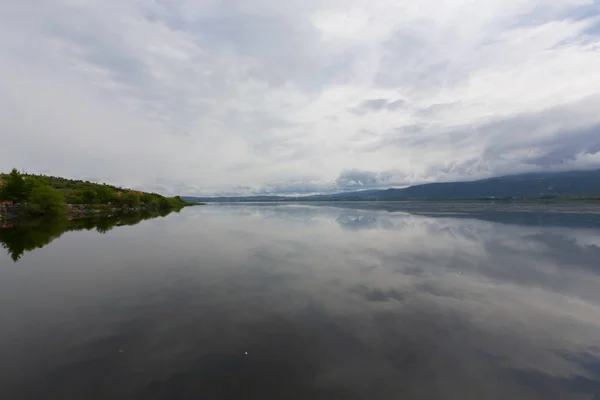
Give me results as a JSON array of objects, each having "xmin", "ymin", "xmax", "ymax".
[{"xmin": 1, "ymin": 172, "xmax": 201, "ymax": 207}]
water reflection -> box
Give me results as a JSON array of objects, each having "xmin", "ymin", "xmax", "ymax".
[
  {"xmin": 0, "ymin": 209, "xmax": 173, "ymax": 261},
  {"xmin": 1, "ymin": 204, "xmax": 600, "ymax": 399}
]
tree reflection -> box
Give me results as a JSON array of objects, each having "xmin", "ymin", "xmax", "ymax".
[
  {"xmin": 0, "ymin": 217, "xmax": 68, "ymax": 262},
  {"xmin": 0, "ymin": 210, "xmax": 173, "ymax": 262}
]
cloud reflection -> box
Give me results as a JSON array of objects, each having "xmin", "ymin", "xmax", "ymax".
[{"xmin": 1, "ymin": 204, "xmax": 600, "ymax": 399}]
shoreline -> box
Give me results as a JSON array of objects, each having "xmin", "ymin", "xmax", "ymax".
[{"xmin": 0, "ymin": 202, "xmax": 203, "ymax": 221}]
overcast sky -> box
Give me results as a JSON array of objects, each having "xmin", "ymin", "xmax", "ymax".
[{"xmin": 1, "ymin": 0, "xmax": 600, "ymax": 196}]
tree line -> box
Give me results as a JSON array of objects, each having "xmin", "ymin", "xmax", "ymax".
[{"xmin": 0, "ymin": 168, "xmax": 189, "ymax": 216}]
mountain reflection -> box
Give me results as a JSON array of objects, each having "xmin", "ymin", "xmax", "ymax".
[{"xmin": 0, "ymin": 210, "xmax": 173, "ymax": 261}]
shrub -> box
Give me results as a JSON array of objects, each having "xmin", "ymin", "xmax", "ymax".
[{"xmin": 29, "ymin": 186, "xmax": 67, "ymax": 216}]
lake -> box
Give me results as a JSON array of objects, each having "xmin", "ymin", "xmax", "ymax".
[{"xmin": 2, "ymin": 202, "xmax": 600, "ymax": 399}]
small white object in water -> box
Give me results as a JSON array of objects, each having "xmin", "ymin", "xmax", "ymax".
[{"xmin": 245, "ymin": 352, "xmax": 248, "ymax": 355}]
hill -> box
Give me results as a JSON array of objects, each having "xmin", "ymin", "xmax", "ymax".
[
  {"xmin": 183, "ymin": 170, "xmax": 600, "ymax": 202},
  {"xmin": 1, "ymin": 169, "xmax": 194, "ymax": 216},
  {"xmin": 325, "ymin": 169, "xmax": 600, "ymax": 201}
]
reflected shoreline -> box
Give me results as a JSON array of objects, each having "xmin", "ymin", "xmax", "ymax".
[
  {"xmin": 4, "ymin": 202, "xmax": 600, "ymax": 262},
  {"xmin": 0, "ymin": 209, "xmax": 177, "ymax": 262}
]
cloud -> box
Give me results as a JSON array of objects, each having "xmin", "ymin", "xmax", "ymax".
[
  {"xmin": 1, "ymin": 0, "xmax": 600, "ymax": 195},
  {"xmin": 348, "ymin": 98, "xmax": 406, "ymax": 114}
]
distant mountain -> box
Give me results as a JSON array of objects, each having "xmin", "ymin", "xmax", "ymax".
[
  {"xmin": 181, "ymin": 195, "xmax": 286, "ymax": 203},
  {"xmin": 183, "ymin": 169, "xmax": 600, "ymax": 202},
  {"xmin": 346, "ymin": 169, "xmax": 600, "ymax": 200}
]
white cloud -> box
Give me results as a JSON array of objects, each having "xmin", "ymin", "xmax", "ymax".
[{"xmin": 1, "ymin": 0, "xmax": 599, "ymax": 195}]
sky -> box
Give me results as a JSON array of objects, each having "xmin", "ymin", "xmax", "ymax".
[{"xmin": 1, "ymin": 0, "xmax": 600, "ymax": 196}]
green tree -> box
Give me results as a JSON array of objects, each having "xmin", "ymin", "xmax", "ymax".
[
  {"xmin": 29, "ymin": 186, "xmax": 67, "ymax": 216},
  {"xmin": 157, "ymin": 196, "xmax": 173, "ymax": 210},
  {"xmin": 2, "ymin": 168, "xmax": 27, "ymax": 202},
  {"xmin": 80, "ymin": 189, "xmax": 97, "ymax": 204},
  {"xmin": 67, "ymin": 192, "xmax": 85, "ymax": 204},
  {"xmin": 140, "ymin": 193, "xmax": 158, "ymax": 209},
  {"xmin": 24, "ymin": 176, "xmax": 42, "ymax": 195},
  {"xmin": 123, "ymin": 192, "xmax": 141, "ymax": 208},
  {"xmin": 95, "ymin": 186, "xmax": 117, "ymax": 204}
]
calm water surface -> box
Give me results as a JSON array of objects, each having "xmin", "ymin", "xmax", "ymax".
[{"xmin": 2, "ymin": 203, "xmax": 600, "ymax": 399}]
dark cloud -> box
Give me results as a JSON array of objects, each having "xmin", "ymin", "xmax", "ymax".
[
  {"xmin": 522, "ymin": 126, "xmax": 600, "ymax": 167},
  {"xmin": 348, "ymin": 98, "xmax": 406, "ymax": 115},
  {"xmin": 415, "ymin": 102, "xmax": 462, "ymax": 117},
  {"xmin": 360, "ymin": 98, "xmax": 389, "ymax": 110},
  {"xmin": 387, "ymin": 99, "xmax": 405, "ymax": 110},
  {"xmin": 350, "ymin": 285, "xmax": 406, "ymax": 302},
  {"xmin": 336, "ymin": 169, "xmax": 378, "ymax": 187},
  {"xmin": 358, "ymin": 97, "xmax": 600, "ymax": 184},
  {"xmin": 335, "ymin": 169, "xmax": 403, "ymax": 190}
]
